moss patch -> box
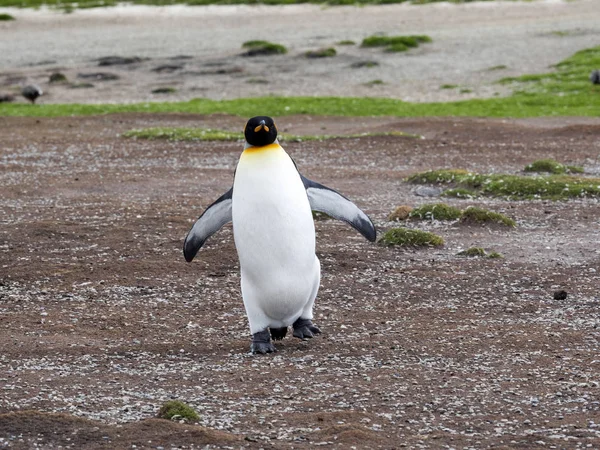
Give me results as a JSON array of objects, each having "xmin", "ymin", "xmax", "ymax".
[
  {"xmin": 0, "ymin": 13, "xmax": 15, "ymax": 20},
  {"xmin": 460, "ymin": 206, "xmax": 516, "ymax": 227},
  {"xmin": 49, "ymin": 72, "xmax": 68, "ymax": 83},
  {"xmin": 124, "ymin": 127, "xmax": 419, "ymax": 142},
  {"xmin": 524, "ymin": 159, "xmax": 584, "ymax": 174},
  {"xmin": 408, "ymin": 168, "xmax": 600, "ymax": 200},
  {"xmin": 457, "ymin": 247, "xmax": 486, "ymax": 257},
  {"xmin": 241, "ymin": 40, "xmax": 287, "ymax": 56},
  {"xmin": 361, "ymin": 35, "xmax": 432, "ymax": 53},
  {"xmin": 306, "ymin": 48, "xmax": 336, "ymax": 58},
  {"xmin": 336, "ymin": 40, "xmax": 356, "ymax": 46},
  {"xmin": 458, "ymin": 247, "xmax": 504, "ymax": 258},
  {"xmin": 157, "ymin": 401, "xmax": 200, "ymax": 422},
  {"xmin": 124, "ymin": 127, "xmax": 241, "ymax": 141},
  {"xmin": 409, "ymin": 203, "xmax": 462, "ymax": 221},
  {"xmin": 379, "ymin": 228, "xmax": 444, "ymax": 247},
  {"xmin": 407, "ymin": 202, "xmax": 515, "ymax": 227}
]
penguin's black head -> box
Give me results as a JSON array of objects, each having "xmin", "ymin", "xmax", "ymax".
[{"xmin": 244, "ymin": 116, "xmax": 278, "ymax": 147}]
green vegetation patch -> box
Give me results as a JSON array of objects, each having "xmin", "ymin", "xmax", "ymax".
[
  {"xmin": 460, "ymin": 206, "xmax": 516, "ymax": 227},
  {"xmin": 409, "ymin": 203, "xmax": 462, "ymax": 221},
  {"xmin": 524, "ymin": 158, "xmax": 583, "ymax": 174},
  {"xmin": 458, "ymin": 247, "xmax": 504, "ymax": 258},
  {"xmin": 124, "ymin": 127, "xmax": 241, "ymax": 141},
  {"xmin": 306, "ymin": 48, "xmax": 336, "ymax": 58},
  {"xmin": 407, "ymin": 202, "xmax": 514, "ymax": 226},
  {"xmin": 241, "ymin": 40, "xmax": 287, "ymax": 56},
  {"xmin": 49, "ymin": 72, "xmax": 67, "ymax": 83},
  {"xmin": 379, "ymin": 227, "xmax": 444, "ymax": 247},
  {"xmin": 336, "ymin": 40, "xmax": 356, "ymax": 46},
  {"xmin": 498, "ymin": 46, "xmax": 600, "ymax": 97},
  {"xmin": 457, "ymin": 247, "xmax": 486, "ymax": 257},
  {"xmin": 0, "ymin": 13, "xmax": 15, "ymax": 20},
  {"xmin": 123, "ymin": 127, "xmax": 419, "ymax": 142},
  {"xmin": 157, "ymin": 400, "xmax": 200, "ymax": 422},
  {"xmin": 361, "ymin": 34, "xmax": 432, "ymax": 53},
  {"xmin": 408, "ymin": 169, "xmax": 600, "ymax": 200}
]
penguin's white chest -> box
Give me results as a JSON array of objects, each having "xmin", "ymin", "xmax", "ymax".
[{"xmin": 232, "ymin": 144, "xmax": 319, "ymax": 325}]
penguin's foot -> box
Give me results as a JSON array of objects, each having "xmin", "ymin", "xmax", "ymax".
[
  {"xmin": 292, "ymin": 318, "xmax": 321, "ymax": 340},
  {"xmin": 250, "ymin": 330, "xmax": 277, "ymax": 354},
  {"xmin": 270, "ymin": 327, "xmax": 288, "ymax": 341}
]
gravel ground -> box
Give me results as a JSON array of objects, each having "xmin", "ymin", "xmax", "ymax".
[
  {"xmin": 1, "ymin": 0, "xmax": 600, "ymax": 103},
  {"xmin": 1, "ymin": 114, "xmax": 599, "ymax": 448}
]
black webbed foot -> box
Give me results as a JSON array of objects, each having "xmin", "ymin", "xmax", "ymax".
[
  {"xmin": 250, "ymin": 329, "xmax": 277, "ymax": 354},
  {"xmin": 270, "ymin": 327, "xmax": 288, "ymax": 341},
  {"xmin": 292, "ymin": 317, "xmax": 322, "ymax": 340}
]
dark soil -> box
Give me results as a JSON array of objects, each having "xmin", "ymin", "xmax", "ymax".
[{"xmin": 1, "ymin": 114, "xmax": 599, "ymax": 449}]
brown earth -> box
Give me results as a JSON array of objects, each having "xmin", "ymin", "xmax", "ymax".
[{"xmin": 1, "ymin": 113, "xmax": 600, "ymax": 449}]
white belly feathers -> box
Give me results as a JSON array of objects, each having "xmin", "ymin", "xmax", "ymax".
[{"xmin": 232, "ymin": 143, "xmax": 319, "ymax": 330}]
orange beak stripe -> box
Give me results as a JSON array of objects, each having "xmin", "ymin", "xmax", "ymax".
[{"xmin": 254, "ymin": 124, "xmax": 270, "ymax": 133}]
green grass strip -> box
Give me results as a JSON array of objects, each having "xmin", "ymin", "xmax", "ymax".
[
  {"xmin": 122, "ymin": 127, "xmax": 419, "ymax": 141},
  {"xmin": 123, "ymin": 127, "xmax": 241, "ymax": 141},
  {"xmin": 1, "ymin": 92, "xmax": 599, "ymax": 118}
]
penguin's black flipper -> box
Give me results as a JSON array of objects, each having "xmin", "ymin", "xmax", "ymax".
[
  {"xmin": 183, "ymin": 188, "xmax": 233, "ymax": 262},
  {"xmin": 300, "ymin": 175, "xmax": 376, "ymax": 242}
]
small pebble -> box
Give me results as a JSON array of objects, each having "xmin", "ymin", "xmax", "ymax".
[{"xmin": 553, "ymin": 290, "xmax": 568, "ymax": 300}]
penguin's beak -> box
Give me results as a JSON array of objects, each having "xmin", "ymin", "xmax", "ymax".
[{"xmin": 254, "ymin": 120, "xmax": 269, "ymax": 133}]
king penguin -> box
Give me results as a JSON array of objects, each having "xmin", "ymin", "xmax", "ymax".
[{"xmin": 184, "ymin": 116, "xmax": 376, "ymax": 354}]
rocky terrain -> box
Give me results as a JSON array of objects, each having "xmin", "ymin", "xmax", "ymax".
[{"xmin": 1, "ymin": 113, "xmax": 599, "ymax": 448}]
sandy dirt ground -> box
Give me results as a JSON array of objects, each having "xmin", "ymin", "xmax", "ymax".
[
  {"xmin": 1, "ymin": 0, "xmax": 600, "ymax": 103},
  {"xmin": 1, "ymin": 113, "xmax": 599, "ymax": 448}
]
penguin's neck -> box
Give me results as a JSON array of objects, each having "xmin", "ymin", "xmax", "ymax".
[{"xmin": 243, "ymin": 139, "xmax": 281, "ymax": 153}]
